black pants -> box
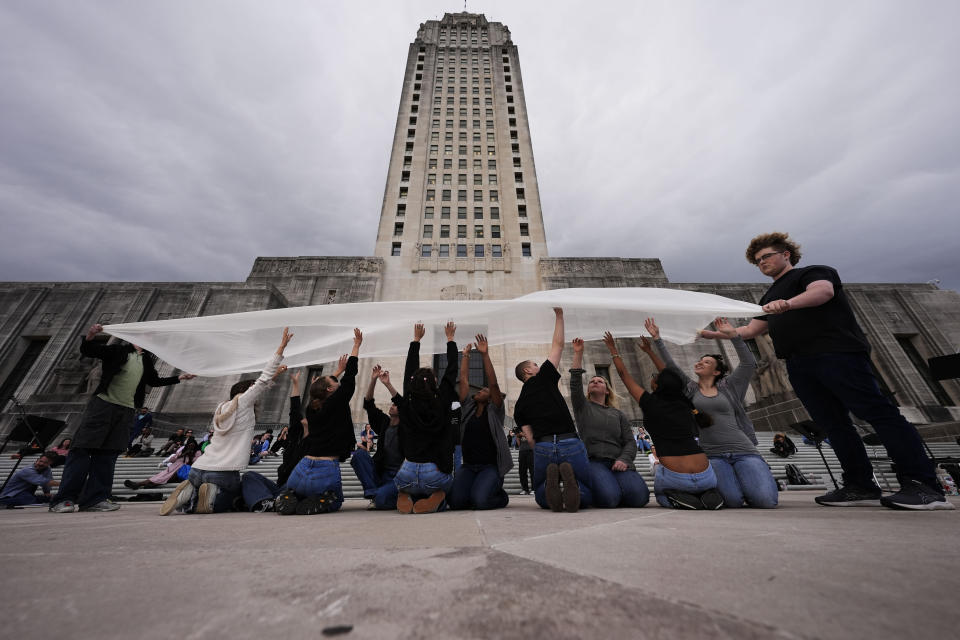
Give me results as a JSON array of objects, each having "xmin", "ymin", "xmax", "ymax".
[{"xmin": 518, "ymin": 449, "xmax": 534, "ymax": 493}]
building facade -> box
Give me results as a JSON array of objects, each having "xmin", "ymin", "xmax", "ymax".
[{"xmin": 2, "ymin": 13, "xmax": 959, "ymax": 442}]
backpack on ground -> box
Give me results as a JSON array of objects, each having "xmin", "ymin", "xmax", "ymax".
[{"xmin": 785, "ymin": 463, "xmax": 812, "ymax": 485}]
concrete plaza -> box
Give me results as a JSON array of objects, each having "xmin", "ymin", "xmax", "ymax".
[{"xmin": 1, "ymin": 492, "xmax": 957, "ymax": 639}]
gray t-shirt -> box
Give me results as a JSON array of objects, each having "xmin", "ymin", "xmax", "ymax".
[{"xmin": 694, "ymin": 392, "xmax": 758, "ymax": 455}]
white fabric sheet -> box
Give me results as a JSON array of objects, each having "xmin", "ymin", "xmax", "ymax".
[{"xmin": 103, "ymin": 288, "xmax": 761, "ymax": 376}]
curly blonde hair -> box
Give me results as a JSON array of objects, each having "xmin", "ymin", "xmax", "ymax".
[{"xmin": 745, "ymin": 232, "xmax": 801, "ymax": 266}]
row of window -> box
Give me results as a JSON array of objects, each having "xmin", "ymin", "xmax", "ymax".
[
  {"xmin": 419, "ymin": 223, "xmax": 530, "ymax": 239},
  {"xmin": 400, "ymin": 173, "xmax": 523, "ymax": 186},
  {"xmin": 389, "ymin": 241, "xmax": 532, "ymax": 259},
  {"xmin": 399, "ymin": 187, "xmax": 526, "ymax": 202}
]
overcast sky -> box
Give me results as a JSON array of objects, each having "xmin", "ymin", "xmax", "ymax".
[{"xmin": 1, "ymin": 1, "xmax": 958, "ymax": 292}]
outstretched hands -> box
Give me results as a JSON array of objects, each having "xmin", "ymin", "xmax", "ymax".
[
  {"xmin": 602, "ymin": 331, "xmax": 618, "ymax": 355},
  {"xmin": 638, "ymin": 336, "xmax": 653, "ymax": 354},
  {"xmin": 444, "ymin": 321, "xmax": 456, "ymax": 341},
  {"xmin": 271, "ymin": 365, "xmax": 288, "ymax": 381},
  {"xmin": 572, "ymin": 337, "xmax": 584, "ymax": 354},
  {"xmin": 277, "ymin": 326, "xmax": 294, "ymax": 354},
  {"xmin": 474, "ymin": 333, "xmax": 489, "ymax": 354},
  {"xmin": 713, "ymin": 317, "xmax": 738, "ymax": 339},
  {"xmin": 371, "ymin": 364, "xmax": 383, "ymax": 381},
  {"xmin": 413, "ymin": 323, "xmax": 426, "ymax": 342},
  {"xmin": 644, "ymin": 318, "xmax": 660, "ymax": 340}
]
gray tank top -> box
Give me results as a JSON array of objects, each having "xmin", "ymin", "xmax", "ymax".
[{"xmin": 694, "ymin": 391, "xmax": 758, "ymax": 455}]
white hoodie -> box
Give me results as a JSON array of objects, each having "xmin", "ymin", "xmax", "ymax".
[{"xmin": 192, "ymin": 353, "xmax": 282, "ymax": 472}]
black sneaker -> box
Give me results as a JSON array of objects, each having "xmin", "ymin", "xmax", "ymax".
[
  {"xmin": 274, "ymin": 489, "xmax": 299, "ymax": 516},
  {"xmin": 880, "ymin": 480, "xmax": 956, "ymax": 511},
  {"xmin": 814, "ymin": 485, "xmax": 882, "ymax": 507},
  {"xmin": 699, "ymin": 488, "xmax": 725, "ymax": 510},
  {"xmin": 544, "ymin": 463, "xmax": 562, "ymax": 512},
  {"xmin": 558, "ymin": 462, "xmax": 580, "ymax": 513},
  {"xmin": 124, "ymin": 479, "xmax": 139, "ymax": 490},
  {"xmin": 663, "ymin": 489, "xmax": 703, "ymax": 510}
]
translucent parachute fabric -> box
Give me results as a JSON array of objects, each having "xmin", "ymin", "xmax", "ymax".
[{"xmin": 103, "ymin": 288, "xmax": 762, "ymax": 376}]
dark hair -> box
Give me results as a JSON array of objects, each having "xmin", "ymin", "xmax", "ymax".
[
  {"xmin": 700, "ymin": 353, "xmax": 729, "ymax": 381},
  {"xmin": 229, "ymin": 379, "xmax": 257, "ymax": 399},
  {"xmin": 745, "ymin": 231, "xmax": 802, "ymax": 266},
  {"xmin": 309, "ymin": 376, "xmax": 338, "ymax": 409},
  {"xmin": 38, "ymin": 452, "xmax": 56, "ymax": 463},
  {"xmin": 410, "ymin": 367, "xmax": 438, "ymax": 396},
  {"xmin": 514, "ymin": 360, "xmax": 533, "ymax": 382},
  {"xmin": 653, "ymin": 369, "xmax": 713, "ymax": 428},
  {"xmin": 178, "ymin": 439, "xmax": 200, "ymax": 465}
]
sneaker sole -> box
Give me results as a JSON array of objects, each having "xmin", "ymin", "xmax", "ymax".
[
  {"xmin": 159, "ymin": 480, "xmax": 193, "ymax": 516},
  {"xmin": 195, "ymin": 483, "xmax": 217, "ymax": 514},
  {"xmin": 296, "ymin": 497, "xmax": 324, "ymax": 515},
  {"xmin": 397, "ymin": 492, "xmax": 414, "ymax": 514},
  {"xmin": 275, "ymin": 493, "xmax": 299, "ymax": 516},
  {"xmin": 880, "ymin": 498, "xmax": 956, "ymax": 511},
  {"xmin": 815, "ymin": 499, "xmax": 882, "ymax": 507},
  {"xmin": 413, "ymin": 490, "xmax": 446, "ymax": 514},
  {"xmin": 558, "ymin": 462, "xmax": 580, "ymax": 513},
  {"xmin": 545, "ymin": 464, "xmax": 562, "ymax": 512}
]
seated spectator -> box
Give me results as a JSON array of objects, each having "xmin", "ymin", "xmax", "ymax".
[
  {"xmin": 130, "ymin": 407, "xmax": 153, "ymax": 447},
  {"xmin": 48, "ymin": 438, "xmax": 72, "ymax": 466},
  {"xmin": 1, "ymin": 453, "xmax": 58, "ymax": 507},
  {"xmin": 636, "ymin": 429, "xmax": 653, "ymax": 453},
  {"xmin": 249, "ymin": 435, "xmax": 263, "ymax": 465},
  {"xmin": 258, "ymin": 429, "xmax": 274, "ymax": 455},
  {"xmin": 155, "ymin": 428, "xmax": 186, "ymax": 456},
  {"xmin": 125, "ymin": 440, "xmax": 202, "ymax": 490},
  {"xmin": 269, "ymin": 426, "xmax": 289, "ymax": 456},
  {"xmin": 126, "ymin": 427, "xmax": 154, "ymax": 457},
  {"xmin": 770, "ymin": 432, "xmax": 798, "ymax": 458}
]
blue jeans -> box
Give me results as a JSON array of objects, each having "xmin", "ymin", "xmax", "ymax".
[
  {"xmin": 709, "ymin": 453, "xmax": 778, "ymax": 508},
  {"xmin": 394, "ymin": 460, "xmax": 454, "ymax": 501},
  {"xmin": 240, "ymin": 471, "xmax": 281, "ymax": 510},
  {"xmin": 588, "ymin": 460, "xmax": 650, "ymax": 508},
  {"xmin": 286, "ymin": 458, "xmax": 343, "ymax": 511},
  {"xmin": 532, "ymin": 438, "xmax": 593, "ymax": 509},
  {"xmin": 786, "ymin": 352, "xmax": 937, "ymax": 489},
  {"xmin": 449, "ymin": 463, "xmax": 509, "ymax": 510},
  {"xmin": 53, "ymin": 448, "xmax": 120, "ymax": 508},
  {"xmin": 187, "ymin": 468, "xmax": 241, "ymax": 513},
  {"xmin": 653, "ymin": 464, "xmax": 718, "ymax": 508},
  {"xmin": 350, "ymin": 449, "xmax": 399, "ymax": 510}
]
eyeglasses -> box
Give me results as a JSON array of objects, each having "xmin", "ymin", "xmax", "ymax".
[{"xmin": 756, "ymin": 251, "xmax": 783, "ymax": 264}]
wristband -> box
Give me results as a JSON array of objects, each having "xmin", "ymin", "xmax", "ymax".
[{"xmin": 611, "ymin": 354, "xmax": 621, "ymax": 358}]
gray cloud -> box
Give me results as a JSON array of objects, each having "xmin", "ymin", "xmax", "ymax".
[{"xmin": 1, "ymin": 1, "xmax": 958, "ymax": 292}]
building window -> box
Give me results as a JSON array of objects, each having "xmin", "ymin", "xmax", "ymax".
[
  {"xmin": 474, "ymin": 244, "xmax": 485, "ymax": 257},
  {"xmin": 490, "ymin": 206, "xmax": 500, "ymax": 219},
  {"xmin": 474, "ymin": 207, "xmax": 483, "ymax": 219},
  {"xmin": 458, "ymin": 206, "xmax": 467, "ymax": 219},
  {"xmin": 518, "ymin": 204, "xmax": 527, "ymax": 217},
  {"xmin": 520, "ymin": 223, "xmax": 529, "ymax": 236},
  {"xmin": 522, "ymin": 242, "xmax": 532, "ymax": 257},
  {"xmin": 474, "ymin": 225, "xmax": 484, "ymax": 238},
  {"xmin": 394, "ymin": 222, "xmax": 404, "ymax": 236},
  {"xmin": 427, "ymin": 173, "xmax": 436, "ymax": 185},
  {"xmin": 425, "ymin": 189, "xmax": 435, "ymax": 201},
  {"xmin": 439, "ymin": 244, "xmax": 449, "ymax": 258},
  {"xmin": 423, "ymin": 224, "xmax": 433, "ymax": 238},
  {"xmin": 513, "ymin": 157, "xmax": 521, "ymax": 167},
  {"xmin": 424, "ymin": 206, "xmax": 434, "ymax": 218},
  {"xmin": 515, "ymin": 172, "xmax": 523, "ymax": 183},
  {"xmin": 442, "ymin": 189, "xmax": 451, "ymax": 201},
  {"xmin": 443, "ymin": 158, "xmax": 452, "ymax": 169},
  {"xmin": 491, "ymin": 225, "xmax": 501, "ymax": 238},
  {"xmin": 492, "ymin": 244, "xmax": 502, "ymax": 257},
  {"xmin": 399, "ymin": 187, "xmax": 408, "ymax": 199},
  {"xmin": 429, "ymin": 144, "xmax": 438, "ymax": 155},
  {"xmin": 459, "ymin": 145, "xmax": 467, "ymax": 155},
  {"xmin": 457, "ymin": 244, "xmax": 468, "ymax": 257},
  {"xmin": 473, "ymin": 189, "xmax": 483, "ymax": 202},
  {"xmin": 457, "ymin": 225, "xmax": 467, "ymax": 238},
  {"xmin": 444, "ymin": 144, "xmax": 453, "ymax": 155},
  {"xmin": 458, "ymin": 190, "xmax": 467, "ymax": 202},
  {"xmin": 443, "ymin": 174, "xmax": 452, "ymax": 185},
  {"xmin": 421, "ymin": 244, "xmax": 432, "ymax": 257},
  {"xmin": 516, "ymin": 188, "xmax": 525, "ymax": 200},
  {"xmin": 440, "ymin": 224, "xmax": 450, "ymax": 238},
  {"xmin": 473, "ymin": 159, "xmax": 482, "ymax": 169},
  {"xmin": 391, "ymin": 242, "xmax": 401, "ymax": 256},
  {"xmin": 489, "ymin": 190, "xmax": 499, "ymax": 202},
  {"xmin": 488, "ymin": 159, "xmax": 496, "ymax": 169},
  {"xmin": 458, "ymin": 174, "xmax": 467, "ymax": 185},
  {"xmin": 396, "ymin": 203, "xmax": 406, "ymax": 216},
  {"xmin": 441, "ymin": 206, "xmax": 450, "ymax": 219},
  {"xmin": 489, "ymin": 174, "xmax": 498, "ymax": 185}
]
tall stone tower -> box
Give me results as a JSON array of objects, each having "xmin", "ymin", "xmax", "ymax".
[{"xmin": 373, "ymin": 12, "xmax": 546, "ymax": 301}]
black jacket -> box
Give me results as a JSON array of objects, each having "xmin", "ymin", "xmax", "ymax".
[
  {"xmin": 80, "ymin": 337, "xmax": 180, "ymax": 408},
  {"xmin": 397, "ymin": 341, "xmax": 458, "ymax": 474}
]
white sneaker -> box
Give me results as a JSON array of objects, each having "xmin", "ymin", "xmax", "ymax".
[{"xmin": 159, "ymin": 480, "xmax": 194, "ymax": 516}]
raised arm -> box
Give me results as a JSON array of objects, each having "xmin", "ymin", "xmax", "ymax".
[
  {"xmin": 365, "ymin": 364, "xmax": 382, "ymax": 401},
  {"xmin": 603, "ymin": 331, "xmax": 645, "ymax": 402},
  {"xmin": 638, "ymin": 337, "xmax": 666, "ymax": 373},
  {"xmin": 713, "ymin": 318, "xmax": 758, "ymax": 398},
  {"xmin": 239, "ymin": 327, "xmax": 293, "ymax": 408},
  {"xmin": 762, "ymin": 280, "xmax": 834, "ymax": 315},
  {"xmin": 701, "ymin": 317, "xmax": 768, "ymax": 340},
  {"xmin": 404, "ymin": 323, "xmax": 425, "ymax": 395},
  {"xmin": 475, "ymin": 334, "xmax": 502, "ymax": 407},
  {"xmin": 439, "ymin": 322, "xmax": 458, "ymax": 403},
  {"xmin": 78, "ymin": 324, "xmax": 110, "ymax": 359},
  {"xmin": 645, "ymin": 318, "xmax": 681, "ymax": 377},
  {"xmin": 378, "ymin": 369, "xmax": 399, "ymax": 398},
  {"xmin": 459, "ymin": 342, "xmax": 472, "ymax": 403},
  {"xmin": 546, "ymin": 307, "xmax": 565, "ymax": 368},
  {"xmin": 568, "ymin": 338, "xmax": 586, "ymax": 411},
  {"xmin": 331, "ymin": 329, "xmax": 362, "ymax": 403}
]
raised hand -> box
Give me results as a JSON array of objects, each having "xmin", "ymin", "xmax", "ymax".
[
  {"xmin": 638, "ymin": 337, "xmax": 653, "ymax": 353},
  {"xmin": 475, "ymin": 333, "xmax": 489, "ymax": 354},
  {"xmin": 572, "ymin": 337, "xmax": 584, "ymax": 353},
  {"xmin": 353, "ymin": 328, "xmax": 363, "ymax": 346},
  {"xmin": 553, "ymin": 307, "xmax": 563, "ymax": 317},
  {"xmin": 86, "ymin": 324, "xmax": 104, "ymax": 340},
  {"xmin": 413, "ymin": 323, "xmax": 426, "ymax": 342},
  {"xmin": 602, "ymin": 331, "xmax": 618, "ymax": 354},
  {"xmin": 179, "ymin": 373, "xmax": 197, "ymax": 381},
  {"xmin": 371, "ymin": 364, "xmax": 383, "ymax": 380},
  {"xmin": 335, "ymin": 354, "xmax": 349, "ymax": 376},
  {"xmin": 378, "ymin": 369, "xmax": 391, "ymax": 386},
  {"xmin": 290, "ymin": 370, "xmax": 301, "ymax": 385},
  {"xmin": 644, "ymin": 318, "xmax": 660, "ymax": 340},
  {"xmin": 279, "ymin": 327, "xmax": 294, "ymax": 351},
  {"xmin": 463, "ymin": 342, "xmax": 473, "ymax": 357},
  {"xmin": 714, "ymin": 317, "xmax": 739, "ymax": 339},
  {"xmin": 271, "ymin": 365, "xmax": 288, "ymax": 381},
  {"xmin": 444, "ymin": 321, "xmax": 456, "ymax": 341}
]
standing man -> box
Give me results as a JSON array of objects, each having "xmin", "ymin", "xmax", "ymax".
[
  {"xmin": 1, "ymin": 453, "xmax": 58, "ymax": 507},
  {"xmin": 702, "ymin": 232, "xmax": 951, "ymax": 510},
  {"xmin": 49, "ymin": 324, "xmax": 195, "ymax": 513}
]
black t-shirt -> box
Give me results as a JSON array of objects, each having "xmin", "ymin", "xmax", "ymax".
[
  {"xmin": 513, "ymin": 360, "xmax": 577, "ymax": 440},
  {"xmin": 637, "ymin": 393, "xmax": 703, "ymax": 457},
  {"xmin": 758, "ymin": 265, "xmax": 870, "ymax": 359},
  {"xmin": 461, "ymin": 412, "xmax": 497, "ymax": 465}
]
